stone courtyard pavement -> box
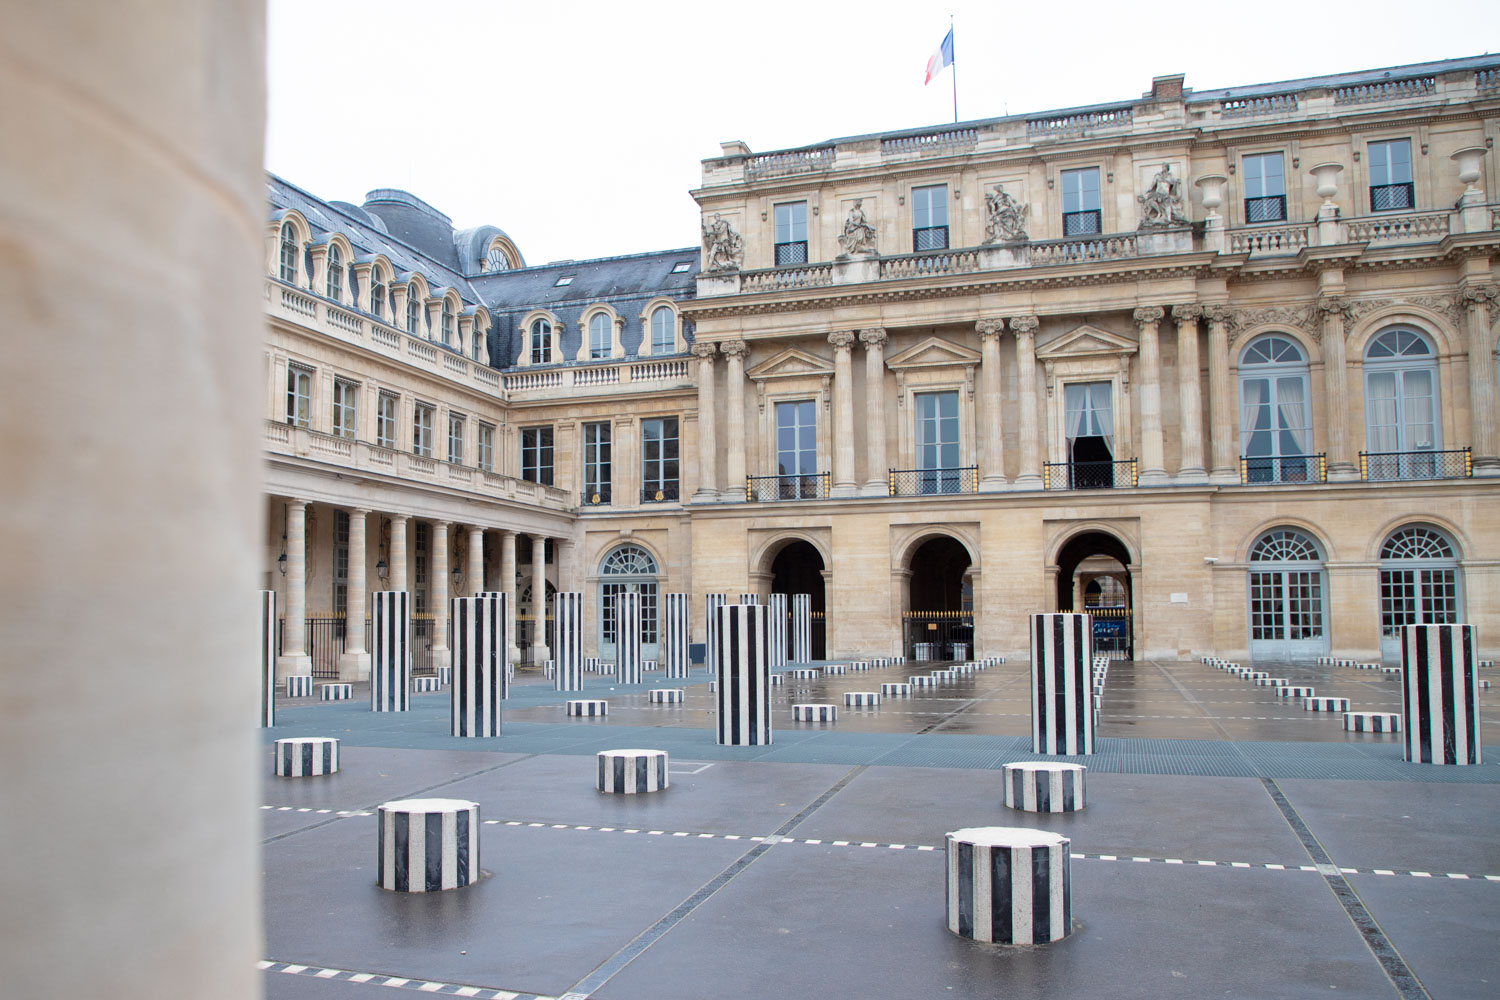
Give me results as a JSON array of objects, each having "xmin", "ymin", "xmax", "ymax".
[{"xmin": 261, "ymin": 658, "xmax": 1500, "ymax": 999}]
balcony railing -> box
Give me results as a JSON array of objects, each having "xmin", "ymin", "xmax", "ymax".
[
  {"xmin": 1043, "ymin": 459, "xmax": 1138, "ymax": 490},
  {"xmin": 581, "ymin": 488, "xmax": 611, "ymax": 507},
  {"xmin": 1360, "ymin": 448, "xmax": 1471, "ymax": 482},
  {"xmin": 746, "ymin": 472, "xmax": 830, "ymax": 502},
  {"xmin": 640, "ymin": 484, "xmax": 681, "ymax": 504},
  {"xmin": 1239, "ymin": 454, "xmax": 1328, "ymax": 485},
  {"xmin": 888, "ymin": 466, "xmax": 978, "ymax": 496}
]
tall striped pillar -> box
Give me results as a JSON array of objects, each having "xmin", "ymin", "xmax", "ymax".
[
  {"xmin": 663, "ymin": 592, "xmax": 690, "ymax": 678},
  {"xmin": 1030, "ymin": 613, "xmax": 1093, "ymax": 755},
  {"xmin": 553, "ymin": 591, "xmax": 583, "ymax": 692},
  {"xmin": 767, "ymin": 593, "xmax": 788, "ymax": 669},
  {"xmin": 371, "ymin": 591, "xmax": 410, "ymax": 713},
  {"xmin": 717, "ymin": 603, "xmax": 772, "ymax": 746},
  {"xmin": 260, "ymin": 590, "xmax": 276, "ymax": 728},
  {"xmin": 1402, "ymin": 624, "xmax": 1482, "ymax": 765},
  {"xmin": 476, "ymin": 593, "xmax": 510, "ymax": 699},
  {"xmin": 791, "ymin": 593, "xmax": 812, "ymax": 664},
  {"xmin": 451, "ymin": 595, "xmax": 504, "ymax": 737},
  {"xmin": 739, "ymin": 593, "xmax": 759, "ymax": 605},
  {"xmin": 705, "ymin": 593, "xmax": 727, "ymax": 678},
  {"xmin": 617, "ymin": 591, "xmax": 643, "ymax": 685}
]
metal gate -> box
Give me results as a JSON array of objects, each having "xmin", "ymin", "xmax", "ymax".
[{"xmin": 902, "ymin": 610, "xmax": 973, "ymax": 660}]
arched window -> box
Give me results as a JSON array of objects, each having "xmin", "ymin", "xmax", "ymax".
[
  {"xmin": 1247, "ymin": 528, "xmax": 1327, "ymax": 659},
  {"xmin": 650, "ymin": 306, "xmax": 675, "ymax": 354},
  {"xmin": 1364, "ymin": 328, "xmax": 1439, "ymax": 479},
  {"xmin": 369, "ymin": 267, "xmax": 386, "ymax": 319},
  {"xmin": 325, "ymin": 244, "xmax": 343, "ymax": 300},
  {"xmin": 588, "ymin": 313, "xmax": 612, "ymax": 360},
  {"xmin": 471, "ymin": 320, "xmax": 484, "ymax": 360},
  {"xmin": 1240, "ymin": 335, "xmax": 1313, "ymax": 483},
  {"xmin": 530, "ymin": 319, "xmax": 551, "ymax": 365},
  {"xmin": 278, "ymin": 223, "xmax": 298, "ymax": 283},
  {"xmin": 406, "ymin": 287, "xmax": 421, "ymax": 334},
  {"xmin": 600, "ymin": 545, "xmax": 659, "ymax": 651},
  {"xmin": 1379, "ymin": 527, "xmax": 1460, "ymax": 650},
  {"xmin": 441, "ymin": 300, "xmax": 455, "ymax": 346},
  {"xmin": 484, "ymin": 242, "xmax": 510, "ymax": 272}
]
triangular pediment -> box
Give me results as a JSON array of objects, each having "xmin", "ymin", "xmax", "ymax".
[
  {"xmin": 1036, "ymin": 324, "xmax": 1137, "ymax": 361},
  {"xmin": 745, "ymin": 347, "xmax": 834, "ymax": 382},
  {"xmin": 884, "ymin": 336, "xmax": 982, "ymax": 371}
]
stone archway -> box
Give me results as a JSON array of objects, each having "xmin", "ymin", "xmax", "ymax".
[
  {"xmin": 769, "ymin": 539, "xmax": 826, "ymax": 659},
  {"xmin": 1055, "ymin": 530, "xmax": 1133, "ymax": 658},
  {"xmin": 905, "ymin": 535, "xmax": 973, "ymax": 660}
]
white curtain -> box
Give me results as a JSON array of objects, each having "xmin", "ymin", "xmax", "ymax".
[
  {"xmin": 1064, "ymin": 384, "xmax": 1087, "ymax": 453},
  {"xmin": 1275, "ymin": 377, "xmax": 1308, "ymax": 455},
  {"xmin": 1240, "ymin": 377, "xmax": 1265, "ymax": 452},
  {"xmin": 1365, "ymin": 371, "xmax": 1399, "ymax": 452},
  {"xmin": 1094, "ymin": 383, "xmax": 1114, "ymax": 457},
  {"xmin": 1402, "ymin": 370, "xmax": 1435, "ymax": 449}
]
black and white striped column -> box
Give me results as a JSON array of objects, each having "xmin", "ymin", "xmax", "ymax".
[
  {"xmin": 320, "ymin": 683, "xmax": 352, "ymax": 701},
  {"xmin": 617, "ymin": 591, "xmax": 643, "ymax": 685},
  {"xmin": 553, "ymin": 591, "xmax": 583, "ymax": 692},
  {"xmin": 946, "ymin": 827, "xmax": 1071, "ymax": 945},
  {"xmin": 739, "ymin": 593, "xmax": 759, "ymax": 605},
  {"xmin": 376, "ymin": 798, "xmax": 479, "ymax": 892},
  {"xmin": 717, "ymin": 603, "xmax": 772, "ymax": 746},
  {"xmin": 596, "ymin": 749, "xmax": 669, "ymax": 794},
  {"xmin": 371, "ymin": 590, "xmax": 410, "ymax": 713},
  {"xmin": 767, "ymin": 593, "xmax": 788, "ymax": 669},
  {"xmin": 791, "ymin": 594, "xmax": 812, "ymax": 664},
  {"xmin": 285, "ymin": 676, "xmax": 313, "ymax": 698},
  {"xmin": 705, "ymin": 593, "xmax": 727, "ymax": 678},
  {"xmin": 662, "ymin": 592, "xmax": 690, "ymax": 678},
  {"xmin": 1030, "ymin": 613, "xmax": 1093, "ymax": 755},
  {"xmin": 451, "ymin": 595, "xmax": 504, "ymax": 738},
  {"xmin": 1002, "ymin": 762, "xmax": 1086, "ymax": 813},
  {"xmin": 1402, "ymin": 624, "xmax": 1481, "ymax": 765},
  {"xmin": 274, "ymin": 737, "xmax": 339, "ymax": 777},
  {"xmin": 476, "ymin": 592, "xmax": 509, "ymax": 699},
  {"xmin": 260, "ymin": 590, "xmax": 276, "ymax": 728}
]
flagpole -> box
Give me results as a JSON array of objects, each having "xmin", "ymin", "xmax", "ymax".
[{"xmin": 949, "ymin": 15, "xmax": 957, "ymax": 124}]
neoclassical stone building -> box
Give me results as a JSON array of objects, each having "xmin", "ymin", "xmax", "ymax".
[{"xmin": 263, "ymin": 54, "xmax": 1500, "ymax": 676}]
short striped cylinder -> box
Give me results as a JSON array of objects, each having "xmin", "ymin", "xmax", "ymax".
[
  {"xmin": 881, "ymin": 682, "xmax": 912, "ymax": 697},
  {"xmin": 584, "ymin": 657, "xmax": 602, "ymax": 674},
  {"xmin": 1382, "ymin": 665, "xmax": 1403, "ymax": 675},
  {"xmin": 1479, "ymin": 659, "xmax": 1496, "ymax": 669},
  {"xmin": 1277, "ymin": 686, "xmax": 1316, "ymax": 698},
  {"xmin": 543, "ymin": 659, "xmax": 554, "ymax": 678},
  {"xmin": 662, "ymin": 592, "xmax": 690, "ymax": 678},
  {"xmin": 285, "ymin": 675, "xmax": 313, "ymax": 698},
  {"xmin": 850, "ymin": 660, "xmax": 871, "ymax": 671},
  {"xmin": 946, "ymin": 827, "xmax": 1071, "ymax": 945},
  {"xmin": 376, "ymin": 798, "xmax": 479, "ymax": 893},
  {"xmin": 596, "ymin": 749, "xmax": 669, "ymax": 794},
  {"xmin": 793, "ymin": 703, "xmax": 837, "ymax": 722},
  {"xmin": 950, "ymin": 643, "xmax": 970, "ymax": 661},
  {"xmin": 844, "ymin": 691, "xmax": 880, "ymax": 707},
  {"xmin": 616, "ymin": 591, "xmax": 643, "ymax": 685},
  {"xmin": 739, "ymin": 593, "xmax": 759, "ymax": 605},
  {"xmin": 438, "ymin": 665, "xmax": 452, "ymax": 687},
  {"xmin": 791, "ymin": 594, "xmax": 812, "ymax": 664},
  {"xmin": 908, "ymin": 675, "xmax": 940, "ymax": 688},
  {"xmin": 643, "ymin": 659, "xmax": 658, "ymax": 672},
  {"xmin": 1316, "ymin": 656, "xmax": 1335, "ymax": 665},
  {"xmin": 260, "ymin": 591, "xmax": 276, "ymax": 728},
  {"xmin": 891, "ymin": 655, "xmax": 906, "ymax": 664},
  {"xmin": 767, "ymin": 593, "xmax": 788, "ymax": 669},
  {"xmin": 649, "ymin": 688, "xmax": 685, "ymax": 704},
  {"xmin": 790, "ymin": 667, "xmax": 821, "ymax": 679},
  {"xmin": 704, "ymin": 593, "xmax": 728, "ymax": 678},
  {"xmin": 823, "ymin": 664, "xmax": 847, "ymax": 676},
  {"xmin": 554, "ymin": 592, "xmax": 584, "ymax": 692},
  {"xmin": 451, "ymin": 595, "xmax": 504, "ymax": 738},
  {"xmin": 1255, "ymin": 677, "xmax": 1289, "ymax": 687},
  {"xmin": 274, "ymin": 737, "xmax": 339, "ymax": 777},
  {"xmin": 1482, "ymin": 679, "xmax": 1493, "ymax": 690},
  {"xmin": 953, "ymin": 663, "xmax": 978, "ymax": 675},
  {"xmin": 871, "ymin": 658, "xmax": 889, "ymax": 667},
  {"xmin": 914, "ymin": 642, "xmax": 940, "ymax": 661},
  {"xmin": 1030, "ymin": 614, "xmax": 1094, "ymax": 756},
  {"xmin": 1334, "ymin": 658, "xmax": 1357, "ymax": 667},
  {"xmin": 1245, "ymin": 671, "xmax": 1269, "ymax": 681},
  {"xmin": 320, "ymin": 683, "xmax": 352, "ymax": 700},
  {"xmin": 769, "ymin": 673, "xmax": 785, "ymax": 687},
  {"xmin": 929, "ymin": 669, "xmax": 957, "ymax": 681},
  {"xmin": 716, "ymin": 603, "xmax": 772, "ymax": 746},
  {"xmin": 1222, "ymin": 662, "xmax": 1242, "ymax": 671},
  {"xmin": 1402, "ymin": 624, "xmax": 1481, "ymax": 765},
  {"xmin": 371, "ymin": 591, "xmax": 410, "ymax": 713},
  {"xmin": 1354, "ymin": 662, "xmax": 1382, "ymax": 670},
  {"xmin": 1345, "ymin": 712, "xmax": 1402, "ymax": 732},
  {"xmin": 1002, "ymin": 762, "xmax": 1085, "ymax": 813},
  {"xmin": 983, "ymin": 656, "xmax": 1003, "ymax": 666},
  {"xmin": 1303, "ymin": 697, "xmax": 1350, "ymax": 712},
  {"xmin": 413, "ymin": 676, "xmax": 440, "ymax": 693},
  {"xmin": 566, "ymin": 699, "xmax": 608, "ymax": 717}
]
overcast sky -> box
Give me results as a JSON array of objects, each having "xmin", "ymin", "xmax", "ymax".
[{"xmin": 266, "ymin": 0, "xmax": 1498, "ymax": 265}]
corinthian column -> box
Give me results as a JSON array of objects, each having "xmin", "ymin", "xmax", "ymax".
[
  {"xmin": 501, "ymin": 529, "xmax": 518, "ymax": 663},
  {"xmin": 277, "ymin": 499, "xmax": 311, "ymax": 678},
  {"xmin": 1461, "ymin": 282, "xmax": 1500, "ymax": 473},
  {"xmin": 721, "ymin": 340, "xmax": 748, "ymax": 495},
  {"xmin": 691, "ymin": 342, "xmax": 718, "ymax": 500},
  {"xmin": 1011, "ymin": 316, "xmax": 1042, "ymax": 488},
  {"xmin": 1316, "ymin": 295, "xmax": 1357, "ymax": 480},
  {"xmin": 337, "ymin": 508, "xmax": 371, "ymax": 681},
  {"xmin": 860, "ymin": 328, "xmax": 889, "ymax": 495},
  {"xmin": 530, "ymin": 534, "xmax": 550, "ymax": 662},
  {"xmin": 829, "ymin": 330, "xmax": 858, "ymax": 497},
  {"xmin": 1134, "ymin": 306, "xmax": 1167, "ymax": 484},
  {"xmin": 1205, "ymin": 305, "xmax": 1237, "ymax": 483},
  {"xmin": 432, "ymin": 521, "xmax": 450, "ymax": 670},
  {"xmin": 976, "ymin": 319, "xmax": 1007, "ymax": 489},
  {"xmin": 467, "ymin": 525, "xmax": 485, "ymax": 594},
  {"xmin": 389, "ymin": 514, "xmax": 408, "ymax": 591},
  {"xmin": 1172, "ymin": 304, "xmax": 1205, "ymax": 480}
]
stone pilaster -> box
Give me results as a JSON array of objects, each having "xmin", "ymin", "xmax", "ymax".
[
  {"xmin": 1172, "ymin": 305, "xmax": 1206, "ymax": 480},
  {"xmin": 277, "ymin": 499, "xmax": 312, "ymax": 679},
  {"xmin": 860, "ymin": 328, "xmax": 889, "ymax": 496},
  {"xmin": 531, "ymin": 534, "xmax": 550, "ymax": 663},
  {"xmin": 432, "ymin": 521, "xmax": 450, "ymax": 670},
  {"xmin": 1316, "ymin": 295, "xmax": 1357, "ymax": 480},
  {"xmin": 829, "ymin": 331, "xmax": 858, "ymax": 497},
  {"xmin": 1133, "ymin": 306, "xmax": 1167, "ymax": 484},
  {"xmin": 1011, "ymin": 316, "xmax": 1042, "ymax": 488},
  {"xmin": 337, "ymin": 507, "xmax": 371, "ymax": 681},
  {"xmin": 1204, "ymin": 305, "xmax": 1237, "ymax": 483},
  {"xmin": 1461, "ymin": 282, "xmax": 1500, "ymax": 473},
  {"xmin": 691, "ymin": 342, "xmax": 718, "ymax": 499},
  {"xmin": 976, "ymin": 319, "xmax": 1008, "ymax": 489},
  {"xmin": 722, "ymin": 340, "xmax": 748, "ymax": 495}
]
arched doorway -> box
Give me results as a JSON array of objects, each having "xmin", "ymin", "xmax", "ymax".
[
  {"xmin": 598, "ymin": 544, "xmax": 659, "ymax": 661},
  {"xmin": 905, "ymin": 536, "xmax": 972, "ymax": 660},
  {"xmin": 769, "ymin": 539, "xmax": 826, "ymax": 660},
  {"xmin": 1056, "ymin": 531, "xmax": 1133, "ymax": 659}
]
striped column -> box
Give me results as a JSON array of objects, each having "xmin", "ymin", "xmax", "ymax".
[
  {"xmin": 767, "ymin": 593, "xmax": 788, "ymax": 669},
  {"xmin": 1002, "ymin": 762, "xmax": 1086, "ymax": 813},
  {"xmin": 260, "ymin": 590, "xmax": 275, "ymax": 728},
  {"xmin": 717, "ymin": 603, "xmax": 772, "ymax": 746},
  {"xmin": 371, "ymin": 591, "xmax": 410, "ymax": 713},
  {"xmin": 1402, "ymin": 624, "xmax": 1482, "ymax": 765},
  {"xmin": 451, "ymin": 595, "xmax": 504, "ymax": 738},
  {"xmin": 705, "ymin": 593, "xmax": 727, "ymax": 678},
  {"xmin": 791, "ymin": 594, "xmax": 812, "ymax": 664},
  {"xmin": 662, "ymin": 592, "xmax": 690, "ymax": 678},
  {"xmin": 553, "ymin": 591, "xmax": 583, "ymax": 692},
  {"xmin": 376, "ymin": 798, "xmax": 479, "ymax": 892},
  {"xmin": 946, "ymin": 827, "xmax": 1071, "ymax": 945},
  {"xmin": 617, "ymin": 591, "xmax": 643, "ymax": 684},
  {"xmin": 596, "ymin": 749, "xmax": 669, "ymax": 794},
  {"xmin": 739, "ymin": 593, "xmax": 759, "ymax": 605},
  {"xmin": 1030, "ymin": 613, "xmax": 1093, "ymax": 755},
  {"xmin": 477, "ymin": 593, "xmax": 510, "ymax": 698},
  {"xmin": 274, "ymin": 737, "xmax": 339, "ymax": 777}
]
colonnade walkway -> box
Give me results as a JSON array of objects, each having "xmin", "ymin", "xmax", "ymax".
[{"xmin": 261, "ymin": 658, "xmax": 1500, "ymax": 1000}]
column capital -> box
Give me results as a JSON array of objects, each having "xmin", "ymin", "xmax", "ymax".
[
  {"xmin": 828, "ymin": 330, "xmax": 856, "ymax": 351},
  {"xmin": 1459, "ymin": 282, "xmax": 1499, "ymax": 307},
  {"xmin": 347, "ymin": 506, "xmax": 370, "ymax": 517},
  {"xmin": 1315, "ymin": 294, "xmax": 1353, "ymax": 320},
  {"xmin": 1008, "ymin": 315, "xmax": 1039, "ymax": 336},
  {"xmin": 690, "ymin": 341, "xmax": 718, "ymax": 361},
  {"xmin": 857, "ymin": 327, "xmax": 888, "ymax": 348},
  {"xmin": 1170, "ymin": 304, "xmax": 1202, "ymax": 323},
  {"xmin": 975, "ymin": 318, "xmax": 1005, "ymax": 341},
  {"xmin": 719, "ymin": 339, "xmax": 749, "ymax": 360},
  {"xmin": 1133, "ymin": 306, "xmax": 1165, "ymax": 326},
  {"xmin": 1203, "ymin": 304, "xmax": 1233, "ymax": 325}
]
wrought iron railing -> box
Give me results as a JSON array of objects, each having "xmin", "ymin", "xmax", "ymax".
[
  {"xmin": 1062, "ymin": 210, "xmax": 1101, "ymax": 236},
  {"xmin": 745, "ymin": 472, "xmax": 830, "ymax": 502},
  {"xmin": 640, "ymin": 483, "xmax": 681, "ymax": 503},
  {"xmin": 1043, "ymin": 459, "xmax": 1138, "ymax": 490},
  {"xmin": 1244, "ymin": 195, "xmax": 1287, "ymax": 223},
  {"xmin": 774, "ymin": 241, "xmax": 808, "ymax": 266},
  {"xmin": 913, "ymin": 226, "xmax": 949, "ymax": 251},
  {"xmin": 1359, "ymin": 448, "xmax": 1471, "ymax": 482},
  {"xmin": 1239, "ymin": 453, "xmax": 1327, "ymax": 484},
  {"xmin": 581, "ymin": 487, "xmax": 611, "ymax": 506},
  {"xmin": 1370, "ymin": 182, "xmax": 1414, "ymax": 212},
  {"xmin": 888, "ymin": 466, "xmax": 978, "ymax": 496}
]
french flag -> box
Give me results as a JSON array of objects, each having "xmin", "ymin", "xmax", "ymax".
[{"xmin": 924, "ymin": 28, "xmax": 954, "ymax": 85}]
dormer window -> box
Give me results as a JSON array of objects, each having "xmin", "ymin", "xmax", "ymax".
[
  {"xmin": 589, "ymin": 313, "xmax": 612, "ymax": 359},
  {"xmin": 554, "ymin": 275, "xmax": 575, "ymax": 286},
  {"xmin": 484, "ymin": 243, "xmax": 509, "ymax": 272},
  {"xmin": 278, "ymin": 223, "xmax": 298, "ymax": 282},
  {"xmin": 326, "ymin": 244, "xmax": 342, "ymax": 300},
  {"xmin": 441, "ymin": 300, "xmax": 455, "ymax": 346},
  {"xmin": 406, "ymin": 287, "xmax": 421, "ymax": 333},
  {"xmin": 369, "ymin": 268, "xmax": 386, "ymax": 319},
  {"xmin": 530, "ymin": 319, "xmax": 551, "ymax": 364}
]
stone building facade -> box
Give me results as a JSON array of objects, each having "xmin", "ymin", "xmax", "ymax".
[{"xmin": 263, "ymin": 55, "xmax": 1500, "ymax": 675}]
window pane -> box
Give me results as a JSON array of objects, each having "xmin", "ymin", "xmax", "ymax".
[
  {"xmin": 1062, "ymin": 169, "xmax": 1100, "ymax": 213},
  {"xmin": 913, "ymin": 185, "xmax": 947, "ymax": 228},
  {"xmin": 774, "ymin": 202, "xmax": 807, "ymax": 243}
]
